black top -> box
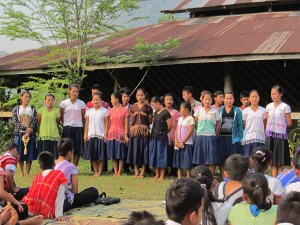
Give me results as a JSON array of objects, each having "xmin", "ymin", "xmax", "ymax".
[
  {"xmin": 151, "ymin": 109, "xmax": 171, "ymax": 140},
  {"xmin": 219, "ymin": 107, "xmax": 234, "ymax": 135}
]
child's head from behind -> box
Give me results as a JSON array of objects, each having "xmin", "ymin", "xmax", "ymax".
[
  {"xmin": 242, "ymin": 173, "xmax": 272, "ymax": 211},
  {"xmin": 166, "ymin": 178, "xmax": 204, "ymax": 225},
  {"xmin": 3, "ymin": 141, "xmax": 19, "ymax": 158},
  {"xmin": 57, "ymin": 138, "xmax": 74, "ymax": 160},
  {"xmin": 224, "ymin": 154, "xmax": 248, "ymax": 181},
  {"xmin": 292, "ymin": 150, "xmax": 300, "ymax": 179},
  {"xmin": 276, "ymin": 192, "xmax": 300, "ymax": 225},
  {"xmin": 124, "ymin": 210, "xmax": 164, "ymax": 225},
  {"xmin": 251, "ymin": 147, "xmax": 272, "ymax": 174},
  {"xmin": 190, "ymin": 165, "xmax": 213, "ymax": 191},
  {"xmin": 180, "ymin": 102, "xmax": 191, "ymax": 117},
  {"xmin": 38, "ymin": 152, "xmax": 55, "ymax": 170}
]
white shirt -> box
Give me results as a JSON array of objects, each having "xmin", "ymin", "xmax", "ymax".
[
  {"xmin": 286, "ymin": 181, "xmax": 300, "ymax": 194},
  {"xmin": 265, "ymin": 174, "xmax": 284, "ymax": 204},
  {"xmin": 266, "ymin": 102, "xmax": 291, "ymax": 135},
  {"xmin": 165, "ymin": 220, "xmax": 181, "ymax": 225},
  {"xmin": 86, "ymin": 107, "xmax": 109, "ymax": 139},
  {"xmin": 60, "ymin": 99, "xmax": 86, "ymax": 127},
  {"xmin": 242, "ymin": 106, "xmax": 267, "ymax": 145},
  {"xmin": 177, "ymin": 116, "xmax": 195, "ymax": 145}
]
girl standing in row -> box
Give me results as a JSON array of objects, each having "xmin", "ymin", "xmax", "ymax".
[
  {"xmin": 265, "ymin": 85, "xmax": 292, "ymax": 177},
  {"xmin": 84, "ymin": 93, "xmax": 109, "ymax": 176},
  {"xmin": 173, "ymin": 102, "xmax": 194, "ymax": 178},
  {"xmin": 12, "ymin": 91, "xmax": 37, "ymax": 177},
  {"xmin": 149, "ymin": 96, "xmax": 172, "ymax": 180},
  {"xmin": 242, "ymin": 90, "xmax": 267, "ymax": 158},
  {"xmin": 193, "ymin": 91, "xmax": 220, "ymax": 175},
  {"xmin": 60, "ymin": 84, "xmax": 86, "ymax": 166},
  {"xmin": 37, "ymin": 94, "xmax": 60, "ymax": 159},
  {"xmin": 127, "ymin": 88, "xmax": 153, "ymax": 178},
  {"xmin": 107, "ymin": 91, "xmax": 129, "ymax": 177}
]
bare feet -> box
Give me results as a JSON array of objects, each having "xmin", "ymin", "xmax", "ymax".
[
  {"xmin": 25, "ymin": 173, "xmax": 29, "ymax": 177},
  {"xmin": 159, "ymin": 176, "xmax": 165, "ymax": 181},
  {"xmin": 133, "ymin": 174, "xmax": 138, "ymax": 178},
  {"xmin": 19, "ymin": 215, "xmax": 44, "ymax": 225},
  {"xmin": 153, "ymin": 176, "xmax": 159, "ymax": 180},
  {"xmin": 20, "ymin": 172, "xmax": 24, "ymax": 177},
  {"xmin": 138, "ymin": 174, "xmax": 145, "ymax": 179}
]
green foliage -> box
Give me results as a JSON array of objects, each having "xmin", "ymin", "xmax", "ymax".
[
  {"xmin": 158, "ymin": 14, "xmax": 177, "ymax": 23},
  {"xmin": 0, "ymin": 120, "xmax": 14, "ymax": 151},
  {"xmin": 0, "ymin": 77, "xmax": 11, "ymax": 110},
  {"xmin": 4, "ymin": 76, "xmax": 69, "ymax": 109},
  {"xmin": 288, "ymin": 119, "xmax": 300, "ymax": 156}
]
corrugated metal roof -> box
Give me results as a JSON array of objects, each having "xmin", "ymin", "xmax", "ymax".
[
  {"xmin": 163, "ymin": 0, "xmax": 289, "ymax": 12},
  {"xmin": 1, "ymin": 11, "xmax": 300, "ymax": 73}
]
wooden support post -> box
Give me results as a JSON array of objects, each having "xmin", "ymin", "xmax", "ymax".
[{"xmin": 224, "ymin": 63, "xmax": 233, "ymax": 92}]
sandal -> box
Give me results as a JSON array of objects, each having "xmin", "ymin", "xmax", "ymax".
[{"xmin": 94, "ymin": 192, "xmax": 121, "ymax": 205}]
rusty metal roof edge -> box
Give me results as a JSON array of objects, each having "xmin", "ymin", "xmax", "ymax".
[
  {"xmin": 0, "ymin": 68, "xmax": 50, "ymax": 76},
  {"xmin": 85, "ymin": 53, "xmax": 300, "ymax": 70},
  {"xmin": 161, "ymin": 0, "xmax": 300, "ymax": 14}
]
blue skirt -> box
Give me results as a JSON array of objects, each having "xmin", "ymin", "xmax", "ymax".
[
  {"xmin": 127, "ymin": 137, "xmax": 149, "ymax": 165},
  {"xmin": 242, "ymin": 142, "xmax": 265, "ymax": 158},
  {"xmin": 218, "ymin": 135, "xmax": 241, "ymax": 165},
  {"xmin": 38, "ymin": 140, "xmax": 58, "ymax": 159},
  {"xmin": 149, "ymin": 138, "xmax": 169, "ymax": 168},
  {"xmin": 84, "ymin": 137, "xmax": 106, "ymax": 161},
  {"xmin": 173, "ymin": 144, "xmax": 193, "ymax": 169},
  {"xmin": 193, "ymin": 136, "xmax": 218, "ymax": 165},
  {"xmin": 62, "ymin": 126, "xmax": 84, "ymax": 155},
  {"xmin": 14, "ymin": 133, "xmax": 37, "ymax": 161},
  {"xmin": 107, "ymin": 140, "xmax": 127, "ymax": 160}
]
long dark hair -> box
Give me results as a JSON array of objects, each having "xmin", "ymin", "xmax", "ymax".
[
  {"xmin": 242, "ymin": 173, "xmax": 272, "ymax": 211},
  {"xmin": 190, "ymin": 165, "xmax": 223, "ymax": 225},
  {"xmin": 251, "ymin": 147, "xmax": 273, "ymax": 173}
]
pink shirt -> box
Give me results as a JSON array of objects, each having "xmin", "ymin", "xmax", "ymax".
[
  {"xmin": 107, "ymin": 107, "xmax": 129, "ymax": 142},
  {"xmin": 167, "ymin": 109, "xmax": 180, "ymax": 146},
  {"xmin": 60, "ymin": 99, "xmax": 86, "ymax": 127}
]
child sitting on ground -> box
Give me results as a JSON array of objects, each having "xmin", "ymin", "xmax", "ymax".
[
  {"xmin": 22, "ymin": 152, "xmax": 69, "ymax": 221},
  {"xmin": 276, "ymin": 192, "xmax": 300, "ymax": 225},
  {"xmin": 213, "ymin": 154, "xmax": 248, "ymax": 206},
  {"xmin": 229, "ymin": 173, "xmax": 277, "ymax": 225}
]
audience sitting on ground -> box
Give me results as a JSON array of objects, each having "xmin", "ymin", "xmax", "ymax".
[
  {"xmin": 190, "ymin": 165, "xmax": 232, "ymax": 225},
  {"xmin": 276, "ymin": 191, "xmax": 300, "ymax": 225},
  {"xmin": 54, "ymin": 138, "xmax": 99, "ymax": 212},
  {"xmin": 276, "ymin": 148, "xmax": 299, "ymax": 192},
  {"xmin": 165, "ymin": 178, "xmax": 204, "ymax": 225},
  {"xmin": 213, "ymin": 154, "xmax": 248, "ymax": 206},
  {"xmin": 22, "ymin": 152, "xmax": 69, "ymax": 222},
  {"xmin": 0, "ymin": 142, "xmax": 29, "ymax": 201},
  {"xmin": 286, "ymin": 151, "xmax": 300, "ymax": 194},
  {"xmin": 124, "ymin": 210, "xmax": 164, "ymax": 225},
  {"xmin": 228, "ymin": 173, "xmax": 277, "ymax": 225},
  {"xmin": 250, "ymin": 147, "xmax": 283, "ymax": 204}
]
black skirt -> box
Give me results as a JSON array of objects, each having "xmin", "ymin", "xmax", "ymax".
[
  {"xmin": 62, "ymin": 126, "xmax": 84, "ymax": 155},
  {"xmin": 127, "ymin": 137, "xmax": 149, "ymax": 165},
  {"xmin": 83, "ymin": 137, "xmax": 106, "ymax": 161},
  {"xmin": 266, "ymin": 136, "xmax": 290, "ymax": 166},
  {"xmin": 38, "ymin": 140, "xmax": 59, "ymax": 159}
]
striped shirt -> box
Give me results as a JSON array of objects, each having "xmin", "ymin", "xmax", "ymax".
[
  {"xmin": 276, "ymin": 168, "xmax": 298, "ymax": 191},
  {"xmin": 0, "ymin": 153, "xmax": 17, "ymax": 192}
]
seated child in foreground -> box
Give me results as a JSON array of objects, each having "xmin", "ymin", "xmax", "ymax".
[
  {"xmin": 0, "ymin": 142, "xmax": 29, "ymax": 200},
  {"xmin": 228, "ymin": 173, "xmax": 277, "ymax": 225},
  {"xmin": 22, "ymin": 152, "xmax": 69, "ymax": 221},
  {"xmin": 213, "ymin": 154, "xmax": 248, "ymax": 206},
  {"xmin": 276, "ymin": 192, "xmax": 300, "ymax": 225}
]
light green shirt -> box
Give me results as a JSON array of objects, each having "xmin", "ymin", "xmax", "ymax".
[
  {"xmin": 38, "ymin": 107, "xmax": 60, "ymax": 141},
  {"xmin": 228, "ymin": 202, "xmax": 277, "ymax": 225}
]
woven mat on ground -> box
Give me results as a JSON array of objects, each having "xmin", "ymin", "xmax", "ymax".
[{"xmin": 43, "ymin": 200, "xmax": 167, "ymax": 225}]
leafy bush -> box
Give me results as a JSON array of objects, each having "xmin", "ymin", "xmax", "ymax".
[{"xmin": 0, "ymin": 119, "xmax": 14, "ymax": 153}]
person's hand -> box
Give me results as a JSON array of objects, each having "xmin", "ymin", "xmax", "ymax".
[
  {"xmin": 23, "ymin": 133, "xmax": 29, "ymax": 139},
  {"xmin": 12, "ymin": 200, "xmax": 24, "ymax": 212},
  {"xmin": 178, "ymin": 142, "xmax": 184, "ymax": 149},
  {"xmin": 84, "ymin": 134, "xmax": 88, "ymax": 142},
  {"xmin": 124, "ymin": 135, "xmax": 129, "ymax": 143},
  {"xmin": 25, "ymin": 127, "xmax": 33, "ymax": 134},
  {"xmin": 56, "ymin": 216, "xmax": 71, "ymax": 222}
]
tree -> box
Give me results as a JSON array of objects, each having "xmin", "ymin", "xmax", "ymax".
[{"xmin": 0, "ymin": 0, "xmax": 143, "ymax": 101}]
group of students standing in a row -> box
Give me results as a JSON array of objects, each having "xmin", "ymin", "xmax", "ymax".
[{"xmin": 12, "ymin": 83, "xmax": 291, "ymax": 180}]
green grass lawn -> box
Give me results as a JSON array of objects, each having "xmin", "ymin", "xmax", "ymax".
[{"xmin": 14, "ymin": 160, "xmax": 174, "ymax": 201}]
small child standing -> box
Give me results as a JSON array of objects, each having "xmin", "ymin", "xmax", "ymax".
[
  {"xmin": 37, "ymin": 94, "xmax": 60, "ymax": 159},
  {"xmin": 173, "ymin": 102, "xmax": 194, "ymax": 178},
  {"xmin": 265, "ymin": 85, "xmax": 292, "ymax": 177},
  {"xmin": 149, "ymin": 96, "xmax": 172, "ymax": 180},
  {"xmin": 228, "ymin": 173, "xmax": 277, "ymax": 225},
  {"xmin": 84, "ymin": 93, "xmax": 109, "ymax": 176},
  {"xmin": 242, "ymin": 90, "xmax": 267, "ymax": 158},
  {"xmin": 193, "ymin": 91, "xmax": 220, "ymax": 175},
  {"xmin": 23, "ymin": 152, "xmax": 68, "ymax": 221}
]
